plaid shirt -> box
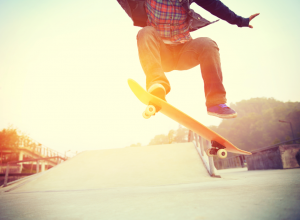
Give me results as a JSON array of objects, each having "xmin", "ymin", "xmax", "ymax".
[{"xmin": 145, "ymin": 0, "xmax": 192, "ymax": 44}]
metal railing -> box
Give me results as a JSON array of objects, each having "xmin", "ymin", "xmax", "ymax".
[
  {"xmin": 3, "ymin": 156, "xmax": 65, "ymax": 187},
  {"xmin": 0, "ymin": 140, "xmax": 69, "ymax": 166},
  {"xmin": 18, "ymin": 140, "xmax": 66, "ymax": 159},
  {"xmin": 188, "ymin": 130, "xmax": 220, "ymax": 177}
]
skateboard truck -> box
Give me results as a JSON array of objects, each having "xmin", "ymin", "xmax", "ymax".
[
  {"xmin": 206, "ymin": 141, "xmax": 228, "ymax": 159},
  {"xmin": 142, "ymin": 102, "xmax": 161, "ymax": 119}
]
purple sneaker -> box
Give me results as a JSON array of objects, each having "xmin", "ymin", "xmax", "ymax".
[{"xmin": 207, "ymin": 104, "xmax": 237, "ymax": 119}]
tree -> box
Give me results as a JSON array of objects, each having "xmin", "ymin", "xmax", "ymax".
[
  {"xmin": 128, "ymin": 143, "xmax": 142, "ymax": 147},
  {"xmin": 148, "ymin": 127, "xmax": 189, "ymax": 146},
  {"xmin": 0, "ymin": 127, "xmax": 20, "ymax": 150},
  {"xmin": 174, "ymin": 127, "xmax": 189, "ymax": 143},
  {"xmin": 168, "ymin": 130, "xmax": 175, "ymax": 144},
  {"xmin": 149, "ymin": 134, "xmax": 169, "ymax": 145}
]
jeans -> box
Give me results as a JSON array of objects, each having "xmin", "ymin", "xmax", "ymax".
[{"xmin": 137, "ymin": 26, "xmax": 227, "ymax": 107}]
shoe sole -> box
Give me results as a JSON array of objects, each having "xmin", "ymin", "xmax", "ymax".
[
  {"xmin": 148, "ymin": 85, "xmax": 166, "ymax": 101},
  {"xmin": 207, "ymin": 112, "xmax": 237, "ymax": 119}
]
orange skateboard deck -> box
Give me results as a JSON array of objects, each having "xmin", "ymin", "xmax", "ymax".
[{"xmin": 128, "ymin": 79, "xmax": 252, "ymax": 158}]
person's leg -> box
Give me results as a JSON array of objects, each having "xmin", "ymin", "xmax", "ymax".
[
  {"xmin": 137, "ymin": 26, "xmax": 176, "ymax": 95},
  {"xmin": 175, "ymin": 37, "xmax": 227, "ymax": 107}
]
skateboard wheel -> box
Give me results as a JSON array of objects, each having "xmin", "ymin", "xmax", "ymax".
[
  {"xmin": 217, "ymin": 149, "xmax": 227, "ymax": 159},
  {"xmin": 145, "ymin": 105, "xmax": 156, "ymax": 116},
  {"xmin": 142, "ymin": 111, "xmax": 151, "ymax": 119},
  {"xmin": 206, "ymin": 148, "xmax": 214, "ymax": 157}
]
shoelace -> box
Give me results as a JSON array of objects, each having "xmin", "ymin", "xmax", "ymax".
[{"xmin": 219, "ymin": 104, "xmax": 229, "ymax": 109}]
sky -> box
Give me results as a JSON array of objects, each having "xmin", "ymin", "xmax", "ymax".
[{"xmin": 0, "ymin": 0, "xmax": 299, "ymax": 155}]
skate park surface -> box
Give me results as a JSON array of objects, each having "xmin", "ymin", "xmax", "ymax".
[{"xmin": 1, "ymin": 143, "xmax": 300, "ymax": 220}]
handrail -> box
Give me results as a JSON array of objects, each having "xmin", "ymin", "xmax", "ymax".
[
  {"xmin": 18, "ymin": 141, "xmax": 66, "ymax": 159},
  {"xmin": 3, "ymin": 156, "xmax": 65, "ymax": 187},
  {"xmin": 189, "ymin": 130, "xmax": 220, "ymax": 178},
  {"xmin": 0, "ymin": 142, "xmax": 69, "ymax": 165}
]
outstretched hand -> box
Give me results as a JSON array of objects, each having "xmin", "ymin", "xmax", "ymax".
[{"xmin": 248, "ymin": 13, "xmax": 260, "ymax": 28}]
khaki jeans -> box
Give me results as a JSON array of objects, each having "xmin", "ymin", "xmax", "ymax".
[{"xmin": 137, "ymin": 26, "xmax": 227, "ymax": 107}]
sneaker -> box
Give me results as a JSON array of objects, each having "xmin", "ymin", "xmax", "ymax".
[
  {"xmin": 207, "ymin": 104, "xmax": 237, "ymax": 119},
  {"xmin": 148, "ymin": 83, "xmax": 166, "ymax": 101}
]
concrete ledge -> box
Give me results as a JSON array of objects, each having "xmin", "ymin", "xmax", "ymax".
[
  {"xmin": 247, "ymin": 144, "xmax": 300, "ymax": 170},
  {"xmin": 280, "ymin": 145, "xmax": 300, "ymax": 168}
]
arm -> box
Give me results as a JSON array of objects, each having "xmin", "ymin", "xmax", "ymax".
[{"xmin": 194, "ymin": 0, "xmax": 259, "ymax": 28}]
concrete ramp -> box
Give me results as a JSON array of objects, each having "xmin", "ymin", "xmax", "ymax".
[{"xmin": 7, "ymin": 143, "xmax": 213, "ymax": 193}]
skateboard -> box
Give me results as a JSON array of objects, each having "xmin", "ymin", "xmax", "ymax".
[{"xmin": 128, "ymin": 79, "xmax": 252, "ymax": 159}]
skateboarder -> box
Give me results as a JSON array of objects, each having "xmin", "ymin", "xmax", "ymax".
[{"xmin": 118, "ymin": 0, "xmax": 259, "ymax": 119}]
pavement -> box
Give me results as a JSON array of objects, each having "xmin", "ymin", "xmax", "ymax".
[{"xmin": 0, "ymin": 143, "xmax": 300, "ymax": 220}]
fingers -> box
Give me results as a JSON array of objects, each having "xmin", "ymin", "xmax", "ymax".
[
  {"xmin": 248, "ymin": 13, "xmax": 260, "ymax": 28},
  {"xmin": 249, "ymin": 13, "xmax": 260, "ymax": 21}
]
